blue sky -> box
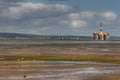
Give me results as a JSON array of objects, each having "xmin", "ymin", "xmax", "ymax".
[{"xmin": 0, "ymin": 0, "xmax": 120, "ymax": 36}]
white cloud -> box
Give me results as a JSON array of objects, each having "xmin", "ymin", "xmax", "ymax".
[
  {"xmin": 59, "ymin": 18, "xmax": 87, "ymax": 28},
  {"xmin": 68, "ymin": 11, "xmax": 95, "ymax": 20},
  {"xmin": 70, "ymin": 20, "xmax": 87, "ymax": 28},
  {"xmin": 79, "ymin": 11, "xmax": 95, "ymax": 18},
  {"xmin": 0, "ymin": 0, "xmax": 23, "ymax": 3},
  {"xmin": 0, "ymin": 2, "xmax": 73, "ymax": 20},
  {"xmin": 68, "ymin": 13, "xmax": 79, "ymax": 19},
  {"xmin": 68, "ymin": 11, "xmax": 118, "ymax": 22},
  {"xmin": 100, "ymin": 11, "xmax": 117, "ymax": 20}
]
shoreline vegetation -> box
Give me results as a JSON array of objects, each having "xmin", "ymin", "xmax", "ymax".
[
  {"xmin": 0, "ymin": 42, "xmax": 120, "ymax": 64},
  {"xmin": 2, "ymin": 53, "xmax": 120, "ymax": 64}
]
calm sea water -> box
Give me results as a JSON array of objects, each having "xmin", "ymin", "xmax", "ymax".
[{"xmin": 0, "ymin": 39, "xmax": 120, "ymax": 44}]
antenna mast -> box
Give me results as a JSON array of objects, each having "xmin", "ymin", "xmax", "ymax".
[{"xmin": 99, "ymin": 22, "xmax": 102, "ymax": 31}]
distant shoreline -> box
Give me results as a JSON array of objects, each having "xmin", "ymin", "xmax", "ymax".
[{"xmin": 0, "ymin": 39, "xmax": 120, "ymax": 45}]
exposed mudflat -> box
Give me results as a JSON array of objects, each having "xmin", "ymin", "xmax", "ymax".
[
  {"xmin": 0, "ymin": 41, "xmax": 120, "ymax": 80},
  {"xmin": 0, "ymin": 61, "xmax": 120, "ymax": 80}
]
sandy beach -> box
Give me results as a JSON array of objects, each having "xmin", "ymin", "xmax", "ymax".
[
  {"xmin": 0, "ymin": 61, "xmax": 119, "ymax": 80},
  {"xmin": 0, "ymin": 41, "xmax": 120, "ymax": 80}
]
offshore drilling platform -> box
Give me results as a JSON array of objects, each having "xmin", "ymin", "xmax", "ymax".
[{"xmin": 93, "ymin": 22, "xmax": 110, "ymax": 40}]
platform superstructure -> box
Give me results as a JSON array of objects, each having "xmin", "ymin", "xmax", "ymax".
[{"xmin": 93, "ymin": 22, "xmax": 110, "ymax": 40}]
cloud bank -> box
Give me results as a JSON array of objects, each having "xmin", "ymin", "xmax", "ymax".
[{"xmin": 0, "ymin": 2, "xmax": 119, "ymax": 36}]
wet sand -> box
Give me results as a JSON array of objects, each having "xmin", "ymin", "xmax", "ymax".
[
  {"xmin": 0, "ymin": 41, "xmax": 120, "ymax": 80},
  {"xmin": 0, "ymin": 61, "xmax": 120, "ymax": 80}
]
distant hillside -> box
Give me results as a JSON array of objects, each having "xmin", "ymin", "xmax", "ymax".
[
  {"xmin": 0, "ymin": 32, "xmax": 40, "ymax": 38},
  {"xmin": 0, "ymin": 32, "xmax": 93, "ymax": 40},
  {"xmin": 0, "ymin": 32, "xmax": 120, "ymax": 41}
]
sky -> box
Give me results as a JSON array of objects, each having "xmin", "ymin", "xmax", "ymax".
[{"xmin": 0, "ymin": 0, "xmax": 120, "ymax": 36}]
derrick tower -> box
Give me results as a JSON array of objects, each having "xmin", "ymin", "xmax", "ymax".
[{"xmin": 93, "ymin": 22, "xmax": 110, "ymax": 40}]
